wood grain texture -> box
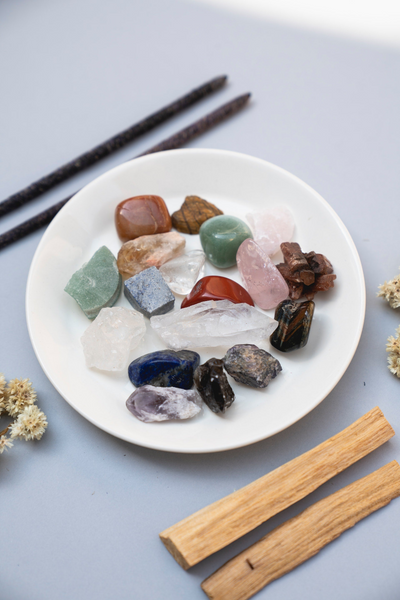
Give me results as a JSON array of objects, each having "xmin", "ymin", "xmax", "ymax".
[
  {"xmin": 201, "ymin": 461, "xmax": 400, "ymax": 600},
  {"xmin": 160, "ymin": 407, "xmax": 394, "ymax": 569}
]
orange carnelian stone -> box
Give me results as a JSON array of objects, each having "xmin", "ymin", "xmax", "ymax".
[
  {"xmin": 115, "ymin": 195, "xmax": 172, "ymax": 242},
  {"xmin": 181, "ymin": 276, "xmax": 254, "ymax": 309}
]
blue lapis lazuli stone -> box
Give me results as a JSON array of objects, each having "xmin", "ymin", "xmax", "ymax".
[{"xmin": 128, "ymin": 349, "xmax": 201, "ymax": 389}]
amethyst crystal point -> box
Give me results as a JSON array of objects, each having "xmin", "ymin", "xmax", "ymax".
[
  {"xmin": 223, "ymin": 344, "xmax": 282, "ymax": 388},
  {"xmin": 194, "ymin": 358, "xmax": 235, "ymax": 414},
  {"xmin": 126, "ymin": 385, "xmax": 202, "ymax": 422},
  {"xmin": 270, "ymin": 299, "xmax": 315, "ymax": 352},
  {"xmin": 128, "ymin": 349, "xmax": 200, "ymax": 389},
  {"xmin": 124, "ymin": 266, "xmax": 175, "ymax": 318}
]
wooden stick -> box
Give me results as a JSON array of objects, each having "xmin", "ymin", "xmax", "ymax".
[
  {"xmin": 0, "ymin": 75, "xmax": 227, "ymax": 218},
  {"xmin": 0, "ymin": 93, "xmax": 251, "ymax": 251},
  {"xmin": 201, "ymin": 461, "xmax": 400, "ymax": 600},
  {"xmin": 160, "ymin": 407, "xmax": 394, "ymax": 569}
]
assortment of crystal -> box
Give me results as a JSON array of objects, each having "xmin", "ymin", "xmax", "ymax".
[
  {"xmin": 150, "ymin": 300, "xmax": 279, "ymax": 349},
  {"xmin": 126, "ymin": 385, "xmax": 202, "ymax": 422},
  {"xmin": 159, "ymin": 250, "xmax": 206, "ymax": 295},
  {"xmin": 81, "ymin": 307, "xmax": 146, "ymax": 371},
  {"xmin": 64, "ymin": 193, "xmax": 335, "ymax": 422}
]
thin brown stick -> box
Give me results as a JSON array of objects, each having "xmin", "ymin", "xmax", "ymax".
[
  {"xmin": 201, "ymin": 461, "xmax": 400, "ymax": 600},
  {"xmin": 160, "ymin": 407, "xmax": 394, "ymax": 569}
]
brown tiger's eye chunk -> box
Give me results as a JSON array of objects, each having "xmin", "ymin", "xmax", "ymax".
[
  {"xmin": 115, "ymin": 195, "xmax": 171, "ymax": 242},
  {"xmin": 171, "ymin": 195, "xmax": 223, "ymax": 234}
]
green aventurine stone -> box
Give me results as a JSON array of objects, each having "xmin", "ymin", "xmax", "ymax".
[
  {"xmin": 64, "ymin": 246, "xmax": 122, "ymax": 319},
  {"xmin": 199, "ymin": 215, "xmax": 253, "ymax": 268}
]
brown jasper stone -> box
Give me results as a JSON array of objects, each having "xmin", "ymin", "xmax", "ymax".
[
  {"xmin": 115, "ymin": 195, "xmax": 171, "ymax": 242},
  {"xmin": 171, "ymin": 195, "xmax": 223, "ymax": 234}
]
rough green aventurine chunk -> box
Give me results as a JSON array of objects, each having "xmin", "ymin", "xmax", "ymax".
[
  {"xmin": 199, "ymin": 215, "xmax": 253, "ymax": 268},
  {"xmin": 64, "ymin": 246, "xmax": 122, "ymax": 319}
]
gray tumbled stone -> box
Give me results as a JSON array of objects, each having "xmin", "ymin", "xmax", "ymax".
[{"xmin": 124, "ymin": 266, "xmax": 175, "ymax": 318}]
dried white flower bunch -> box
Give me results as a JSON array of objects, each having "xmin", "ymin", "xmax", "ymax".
[
  {"xmin": 378, "ymin": 270, "xmax": 400, "ymax": 378},
  {"xmin": 0, "ymin": 374, "xmax": 47, "ymax": 454}
]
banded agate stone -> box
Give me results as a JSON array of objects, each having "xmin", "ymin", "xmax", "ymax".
[
  {"xmin": 115, "ymin": 195, "xmax": 171, "ymax": 242},
  {"xmin": 128, "ymin": 349, "xmax": 200, "ymax": 389},
  {"xmin": 270, "ymin": 299, "xmax": 315, "ymax": 352},
  {"xmin": 181, "ymin": 275, "xmax": 254, "ymax": 309},
  {"xmin": 199, "ymin": 215, "xmax": 253, "ymax": 268},
  {"xmin": 64, "ymin": 246, "xmax": 121, "ymax": 319}
]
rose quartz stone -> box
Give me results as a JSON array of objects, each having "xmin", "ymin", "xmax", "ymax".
[
  {"xmin": 246, "ymin": 206, "xmax": 294, "ymax": 256},
  {"xmin": 237, "ymin": 239, "xmax": 289, "ymax": 310}
]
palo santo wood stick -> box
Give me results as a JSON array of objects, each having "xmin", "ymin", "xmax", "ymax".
[
  {"xmin": 160, "ymin": 407, "xmax": 394, "ymax": 569},
  {"xmin": 201, "ymin": 460, "xmax": 400, "ymax": 600}
]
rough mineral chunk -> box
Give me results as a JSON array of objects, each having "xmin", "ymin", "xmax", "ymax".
[
  {"xmin": 124, "ymin": 266, "xmax": 175, "ymax": 318},
  {"xmin": 171, "ymin": 195, "xmax": 223, "ymax": 234},
  {"xmin": 64, "ymin": 246, "xmax": 122, "ymax": 319},
  {"xmin": 199, "ymin": 215, "xmax": 253, "ymax": 268},
  {"xmin": 150, "ymin": 300, "xmax": 278, "ymax": 349},
  {"xmin": 126, "ymin": 385, "xmax": 202, "ymax": 422},
  {"xmin": 270, "ymin": 299, "xmax": 315, "ymax": 352},
  {"xmin": 81, "ymin": 307, "xmax": 146, "ymax": 371},
  {"xmin": 194, "ymin": 358, "xmax": 235, "ymax": 414},
  {"xmin": 117, "ymin": 231, "xmax": 185, "ymax": 279},
  {"xmin": 128, "ymin": 349, "xmax": 200, "ymax": 389},
  {"xmin": 181, "ymin": 275, "xmax": 254, "ymax": 309},
  {"xmin": 159, "ymin": 250, "xmax": 206, "ymax": 295},
  {"xmin": 115, "ymin": 195, "xmax": 171, "ymax": 242},
  {"xmin": 246, "ymin": 206, "xmax": 295, "ymax": 256},
  {"xmin": 223, "ymin": 344, "xmax": 282, "ymax": 388},
  {"xmin": 236, "ymin": 239, "xmax": 289, "ymax": 310}
]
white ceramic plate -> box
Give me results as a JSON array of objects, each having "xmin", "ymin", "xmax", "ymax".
[{"xmin": 26, "ymin": 149, "xmax": 365, "ymax": 453}]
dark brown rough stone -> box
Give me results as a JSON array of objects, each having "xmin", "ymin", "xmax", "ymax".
[
  {"xmin": 194, "ymin": 358, "xmax": 234, "ymax": 414},
  {"xmin": 171, "ymin": 195, "xmax": 223, "ymax": 234}
]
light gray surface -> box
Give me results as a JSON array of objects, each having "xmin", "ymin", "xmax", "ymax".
[{"xmin": 1, "ymin": 1, "xmax": 400, "ymax": 599}]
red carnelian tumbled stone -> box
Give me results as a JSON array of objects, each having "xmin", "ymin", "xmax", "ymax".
[
  {"xmin": 181, "ymin": 276, "xmax": 254, "ymax": 309},
  {"xmin": 115, "ymin": 195, "xmax": 172, "ymax": 242}
]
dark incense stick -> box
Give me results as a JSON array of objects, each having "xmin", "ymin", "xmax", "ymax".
[
  {"xmin": 0, "ymin": 93, "xmax": 251, "ymax": 251},
  {"xmin": 0, "ymin": 75, "xmax": 227, "ymax": 218}
]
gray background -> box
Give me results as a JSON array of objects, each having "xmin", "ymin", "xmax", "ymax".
[{"xmin": 1, "ymin": 1, "xmax": 400, "ymax": 599}]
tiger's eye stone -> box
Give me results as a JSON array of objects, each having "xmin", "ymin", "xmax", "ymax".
[
  {"xmin": 115, "ymin": 195, "xmax": 171, "ymax": 242},
  {"xmin": 171, "ymin": 195, "xmax": 223, "ymax": 234},
  {"xmin": 181, "ymin": 276, "xmax": 254, "ymax": 309},
  {"xmin": 199, "ymin": 215, "xmax": 253, "ymax": 268},
  {"xmin": 270, "ymin": 299, "xmax": 315, "ymax": 352}
]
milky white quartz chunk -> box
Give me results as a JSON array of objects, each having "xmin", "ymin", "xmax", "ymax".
[
  {"xmin": 159, "ymin": 250, "xmax": 206, "ymax": 295},
  {"xmin": 81, "ymin": 306, "xmax": 146, "ymax": 371},
  {"xmin": 246, "ymin": 206, "xmax": 295, "ymax": 256},
  {"xmin": 150, "ymin": 300, "xmax": 278, "ymax": 349}
]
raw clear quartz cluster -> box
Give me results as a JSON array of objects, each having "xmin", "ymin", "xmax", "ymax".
[
  {"xmin": 150, "ymin": 300, "xmax": 278, "ymax": 349},
  {"xmin": 81, "ymin": 306, "xmax": 146, "ymax": 371}
]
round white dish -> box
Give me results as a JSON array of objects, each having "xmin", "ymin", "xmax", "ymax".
[{"xmin": 26, "ymin": 149, "xmax": 365, "ymax": 453}]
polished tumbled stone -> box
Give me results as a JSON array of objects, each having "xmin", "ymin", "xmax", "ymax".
[
  {"xmin": 126, "ymin": 385, "xmax": 202, "ymax": 422},
  {"xmin": 199, "ymin": 215, "xmax": 253, "ymax": 268},
  {"xmin": 159, "ymin": 250, "xmax": 206, "ymax": 295},
  {"xmin": 270, "ymin": 299, "xmax": 315, "ymax": 352},
  {"xmin": 124, "ymin": 266, "xmax": 175, "ymax": 318},
  {"xmin": 171, "ymin": 195, "xmax": 223, "ymax": 234},
  {"xmin": 117, "ymin": 231, "xmax": 185, "ymax": 279},
  {"xmin": 150, "ymin": 299, "xmax": 278, "ymax": 349},
  {"xmin": 194, "ymin": 358, "xmax": 235, "ymax": 414},
  {"xmin": 181, "ymin": 275, "xmax": 254, "ymax": 309},
  {"xmin": 128, "ymin": 349, "xmax": 200, "ymax": 389},
  {"xmin": 64, "ymin": 246, "xmax": 122, "ymax": 319},
  {"xmin": 246, "ymin": 206, "xmax": 295, "ymax": 256},
  {"xmin": 237, "ymin": 239, "xmax": 289, "ymax": 310},
  {"xmin": 81, "ymin": 307, "xmax": 146, "ymax": 371},
  {"xmin": 115, "ymin": 195, "xmax": 171, "ymax": 242},
  {"xmin": 223, "ymin": 344, "xmax": 282, "ymax": 388}
]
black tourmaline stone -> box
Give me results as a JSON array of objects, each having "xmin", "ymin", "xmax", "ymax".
[
  {"xmin": 270, "ymin": 299, "xmax": 315, "ymax": 352},
  {"xmin": 193, "ymin": 358, "xmax": 235, "ymax": 414},
  {"xmin": 223, "ymin": 344, "xmax": 282, "ymax": 388}
]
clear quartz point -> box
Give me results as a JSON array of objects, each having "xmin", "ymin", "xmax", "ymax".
[{"xmin": 159, "ymin": 250, "xmax": 206, "ymax": 295}]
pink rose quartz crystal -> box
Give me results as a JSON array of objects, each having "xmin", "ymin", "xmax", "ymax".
[
  {"xmin": 246, "ymin": 206, "xmax": 294, "ymax": 256},
  {"xmin": 236, "ymin": 239, "xmax": 289, "ymax": 310}
]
